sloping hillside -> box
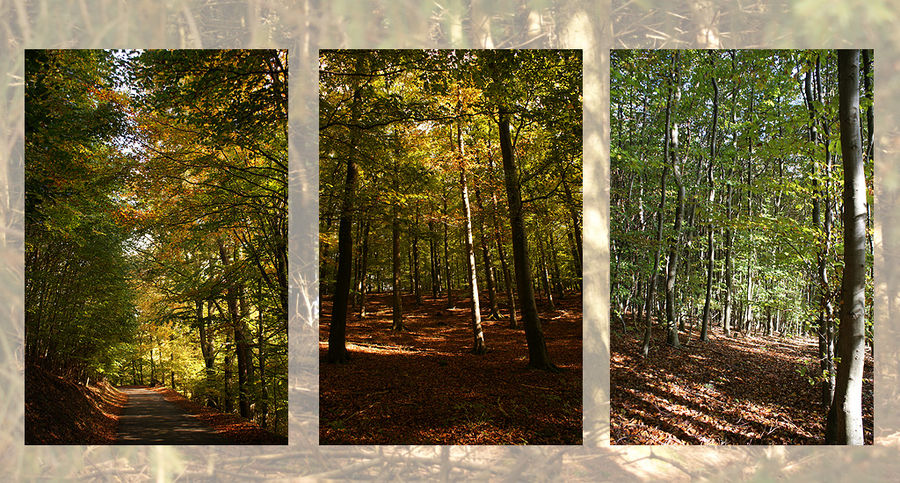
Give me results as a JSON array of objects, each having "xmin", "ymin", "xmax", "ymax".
[{"xmin": 25, "ymin": 366, "xmax": 126, "ymax": 444}]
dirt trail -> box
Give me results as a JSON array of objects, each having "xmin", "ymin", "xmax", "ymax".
[{"xmin": 116, "ymin": 388, "xmax": 227, "ymax": 444}]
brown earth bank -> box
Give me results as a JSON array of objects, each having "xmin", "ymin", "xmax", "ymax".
[
  {"xmin": 320, "ymin": 291, "xmax": 583, "ymax": 445},
  {"xmin": 611, "ymin": 313, "xmax": 873, "ymax": 445},
  {"xmin": 25, "ymin": 365, "xmax": 126, "ymax": 444}
]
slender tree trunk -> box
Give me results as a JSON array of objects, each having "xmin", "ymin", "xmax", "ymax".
[
  {"xmin": 561, "ymin": 176, "xmax": 582, "ymax": 286},
  {"xmin": 642, "ymin": 68, "xmax": 673, "ymax": 356},
  {"xmin": 538, "ymin": 233, "xmax": 555, "ymax": 310},
  {"xmin": 818, "ymin": 56, "xmax": 837, "ymax": 406},
  {"xmin": 351, "ymin": 218, "xmax": 363, "ymax": 310},
  {"xmin": 862, "ymin": 49, "xmax": 874, "ymax": 164},
  {"xmin": 319, "ymin": 215, "xmax": 335, "ymax": 300},
  {"xmin": 458, "ymin": 117, "xmax": 486, "ymax": 354},
  {"xmin": 443, "ymin": 197, "xmax": 454, "ymax": 308},
  {"xmin": 549, "ymin": 228, "xmax": 564, "ymax": 299},
  {"xmin": 197, "ymin": 299, "xmax": 215, "ymax": 406},
  {"xmin": 218, "ymin": 239, "xmax": 251, "ymax": 418},
  {"xmin": 326, "ymin": 58, "xmax": 365, "ymax": 363},
  {"xmin": 137, "ymin": 344, "xmax": 144, "ymax": 385},
  {"xmin": 149, "ymin": 340, "xmax": 156, "ymax": 385},
  {"xmin": 413, "ymin": 207, "xmax": 422, "ymax": 305},
  {"xmin": 664, "ymin": 52, "xmax": 683, "ymax": 348},
  {"xmin": 357, "ymin": 220, "xmax": 370, "ymax": 316},
  {"xmin": 257, "ymin": 279, "xmax": 268, "ymax": 428},
  {"xmin": 220, "ymin": 303, "xmax": 233, "ymax": 412},
  {"xmin": 862, "ymin": 50, "xmax": 875, "ymax": 282},
  {"xmin": 475, "ymin": 185, "xmax": 501, "ymax": 319},
  {"xmin": 488, "ymin": 156, "xmax": 518, "ymax": 327},
  {"xmin": 170, "ymin": 347, "xmax": 177, "ymax": 388},
  {"xmin": 236, "ymin": 285, "xmax": 253, "ymax": 418},
  {"xmin": 392, "ymin": 132, "xmax": 405, "ymax": 332},
  {"xmin": 392, "ymin": 201, "xmax": 404, "ymax": 331},
  {"xmin": 723, "ymin": 52, "xmax": 738, "ymax": 338},
  {"xmin": 741, "ymin": 85, "xmax": 755, "ymax": 334},
  {"xmin": 665, "ymin": 122, "xmax": 684, "ymax": 348},
  {"xmin": 805, "ymin": 61, "xmax": 836, "ymax": 406},
  {"xmin": 498, "ymin": 109, "xmax": 555, "ymax": 371},
  {"xmin": 429, "ymin": 214, "xmax": 440, "ymax": 298},
  {"xmin": 826, "ymin": 49, "xmax": 867, "ymax": 446},
  {"xmin": 700, "ymin": 68, "xmax": 719, "ymax": 342}
]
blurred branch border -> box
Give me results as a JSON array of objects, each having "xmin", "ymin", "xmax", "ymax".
[{"xmin": 1, "ymin": 0, "xmax": 899, "ymax": 480}]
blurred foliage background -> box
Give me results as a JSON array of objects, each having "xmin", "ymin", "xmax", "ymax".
[{"xmin": 1, "ymin": 0, "xmax": 898, "ymax": 480}]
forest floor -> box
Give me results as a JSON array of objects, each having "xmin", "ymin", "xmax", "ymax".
[
  {"xmin": 611, "ymin": 313, "xmax": 874, "ymax": 445},
  {"xmin": 319, "ymin": 292, "xmax": 582, "ymax": 445}
]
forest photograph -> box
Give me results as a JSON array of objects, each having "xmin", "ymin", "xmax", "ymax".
[
  {"xmin": 318, "ymin": 49, "xmax": 583, "ymax": 445},
  {"xmin": 611, "ymin": 49, "xmax": 874, "ymax": 445},
  {"xmin": 25, "ymin": 49, "xmax": 288, "ymax": 444}
]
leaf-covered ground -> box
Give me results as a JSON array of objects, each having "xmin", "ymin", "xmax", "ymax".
[
  {"xmin": 612, "ymin": 315, "xmax": 874, "ymax": 445},
  {"xmin": 25, "ymin": 365, "xmax": 126, "ymax": 444},
  {"xmin": 320, "ymin": 292, "xmax": 582, "ymax": 445}
]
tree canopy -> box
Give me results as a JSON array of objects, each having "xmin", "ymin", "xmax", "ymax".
[{"xmin": 25, "ymin": 49, "xmax": 289, "ymax": 437}]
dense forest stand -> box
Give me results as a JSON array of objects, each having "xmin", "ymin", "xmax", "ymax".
[{"xmin": 611, "ymin": 49, "xmax": 873, "ymax": 444}]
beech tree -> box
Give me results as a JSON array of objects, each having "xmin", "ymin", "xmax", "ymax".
[
  {"xmin": 319, "ymin": 49, "xmax": 581, "ymax": 370},
  {"xmin": 826, "ymin": 49, "xmax": 867, "ymax": 446},
  {"xmin": 612, "ymin": 49, "xmax": 873, "ymax": 444}
]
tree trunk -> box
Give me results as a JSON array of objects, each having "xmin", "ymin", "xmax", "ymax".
[
  {"xmin": 351, "ymin": 218, "xmax": 363, "ymax": 310},
  {"xmin": 257, "ymin": 279, "xmax": 268, "ymax": 428},
  {"xmin": 665, "ymin": 121, "xmax": 684, "ymax": 349},
  {"xmin": 222, "ymin": 315, "xmax": 233, "ymax": 413},
  {"xmin": 805, "ymin": 61, "xmax": 836, "ymax": 407},
  {"xmin": 741, "ymin": 86, "xmax": 755, "ymax": 334},
  {"xmin": 818, "ymin": 56, "xmax": 837, "ymax": 407},
  {"xmin": 475, "ymin": 184, "xmax": 501, "ymax": 319},
  {"xmin": 149, "ymin": 341, "xmax": 156, "ymax": 385},
  {"xmin": 236, "ymin": 285, "xmax": 252, "ymax": 419},
  {"xmin": 561, "ymin": 176, "xmax": 582, "ymax": 286},
  {"xmin": 443, "ymin": 197, "xmax": 454, "ymax": 308},
  {"xmin": 538, "ymin": 233, "xmax": 555, "ymax": 310},
  {"xmin": 429, "ymin": 213, "xmax": 440, "ymax": 298},
  {"xmin": 458, "ymin": 119, "xmax": 486, "ymax": 354},
  {"xmin": 392, "ymin": 201, "xmax": 404, "ymax": 331},
  {"xmin": 197, "ymin": 299, "xmax": 215, "ymax": 405},
  {"xmin": 326, "ymin": 57, "xmax": 365, "ymax": 363},
  {"xmin": 642, "ymin": 65, "xmax": 673, "ymax": 356},
  {"xmin": 862, "ymin": 50, "xmax": 875, "ymax": 282},
  {"xmin": 489, "ymin": 158, "xmax": 518, "ymax": 328},
  {"xmin": 356, "ymin": 220, "xmax": 369, "ymax": 317},
  {"xmin": 664, "ymin": 52, "xmax": 683, "ymax": 348},
  {"xmin": 700, "ymin": 68, "xmax": 718, "ymax": 343},
  {"xmin": 549, "ymin": 228, "xmax": 564, "ymax": 299},
  {"xmin": 413, "ymin": 207, "xmax": 422, "ymax": 304},
  {"xmin": 826, "ymin": 49, "xmax": 867, "ymax": 446},
  {"xmin": 499, "ymin": 109, "xmax": 555, "ymax": 371},
  {"xmin": 218, "ymin": 239, "xmax": 251, "ymax": 418}
]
